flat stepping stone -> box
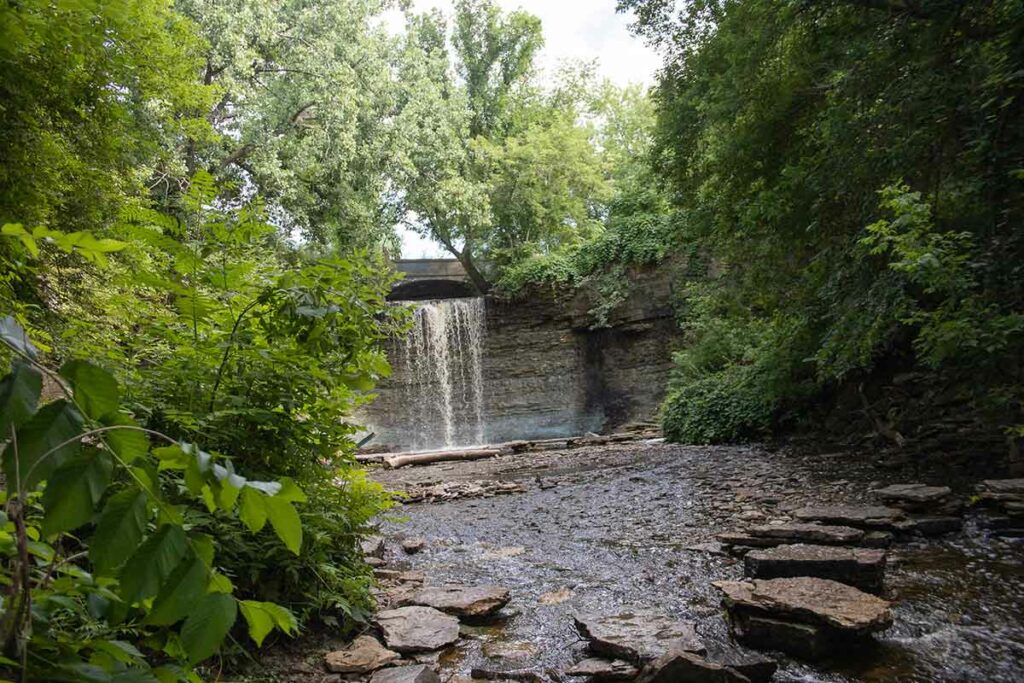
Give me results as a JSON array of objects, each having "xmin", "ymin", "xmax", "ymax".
[
  {"xmin": 714, "ymin": 577, "xmax": 892, "ymax": 660},
  {"xmin": 872, "ymin": 483, "xmax": 960, "ymax": 513},
  {"xmin": 906, "ymin": 515, "xmax": 963, "ymax": 536},
  {"xmin": 979, "ymin": 478, "xmax": 1024, "ymax": 495},
  {"xmin": 793, "ymin": 504, "xmax": 905, "ymax": 530},
  {"xmin": 747, "ymin": 523, "xmax": 864, "ymax": 545},
  {"xmin": 402, "ymin": 585, "xmax": 511, "ymax": 619},
  {"xmin": 324, "ymin": 635, "xmax": 400, "ymax": 673},
  {"xmin": 565, "ymin": 657, "xmax": 640, "ymax": 681},
  {"xmin": 743, "ymin": 543, "xmax": 886, "ymax": 593},
  {"xmin": 362, "ymin": 536, "xmax": 386, "ymax": 558},
  {"xmin": 639, "ymin": 650, "xmax": 750, "ymax": 683},
  {"xmin": 574, "ymin": 609, "xmax": 705, "ymax": 664},
  {"xmin": 375, "ymin": 606, "xmax": 460, "ymax": 653},
  {"xmin": 370, "ymin": 664, "xmax": 440, "ymax": 683},
  {"xmin": 702, "ymin": 642, "xmax": 777, "ymax": 683}
]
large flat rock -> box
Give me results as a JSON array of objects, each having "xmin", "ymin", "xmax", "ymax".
[
  {"xmin": 872, "ymin": 483, "xmax": 959, "ymax": 513},
  {"xmin": 565, "ymin": 657, "xmax": 640, "ymax": 681},
  {"xmin": 747, "ymin": 523, "xmax": 865, "ymax": 545},
  {"xmin": 639, "ymin": 650, "xmax": 751, "ymax": 683},
  {"xmin": 370, "ymin": 664, "xmax": 441, "ymax": 683},
  {"xmin": 401, "ymin": 585, "xmax": 511, "ymax": 619},
  {"xmin": 793, "ymin": 504, "xmax": 905, "ymax": 530},
  {"xmin": 743, "ymin": 543, "xmax": 886, "ymax": 593},
  {"xmin": 574, "ymin": 609, "xmax": 705, "ymax": 664},
  {"xmin": 714, "ymin": 577, "xmax": 892, "ymax": 634},
  {"xmin": 324, "ymin": 635, "xmax": 400, "ymax": 673},
  {"xmin": 375, "ymin": 606, "xmax": 460, "ymax": 653}
]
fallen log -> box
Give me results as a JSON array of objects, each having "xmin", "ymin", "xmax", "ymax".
[{"xmin": 383, "ymin": 447, "xmax": 505, "ymax": 469}]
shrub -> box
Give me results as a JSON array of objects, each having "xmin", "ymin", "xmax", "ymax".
[{"xmin": 662, "ymin": 363, "xmax": 774, "ymax": 444}]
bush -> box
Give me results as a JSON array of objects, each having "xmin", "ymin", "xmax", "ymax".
[{"xmin": 662, "ymin": 364, "xmax": 774, "ymax": 444}]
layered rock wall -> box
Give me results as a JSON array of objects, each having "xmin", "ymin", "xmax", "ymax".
[{"xmin": 365, "ymin": 262, "xmax": 681, "ymax": 451}]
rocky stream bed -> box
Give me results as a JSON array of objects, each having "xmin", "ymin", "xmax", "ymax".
[{"xmin": 271, "ymin": 442, "xmax": 1024, "ymax": 682}]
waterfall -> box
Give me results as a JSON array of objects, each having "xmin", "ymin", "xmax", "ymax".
[{"xmin": 390, "ymin": 297, "xmax": 486, "ymax": 451}]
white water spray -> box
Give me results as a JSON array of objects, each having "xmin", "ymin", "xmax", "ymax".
[{"xmin": 392, "ymin": 298, "xmax": 486, "ymax": 450}]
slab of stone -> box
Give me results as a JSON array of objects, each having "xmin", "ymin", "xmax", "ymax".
[
  {"xmin": 370, "ymin": 664, "xmax": 441, "ymax": 683},
  {"xmin": 324, "ymin": 635, "xmax": 401, "ymax": 673},
  {"xmin": 872, "ymin": 483, "xmax": 959, "ymax": 513},
  {"xmin": 978, "ymin": 478, "xmax": 1024, "ymax": 494},
  {"xmin": 375, "ymin": 606, "xmax": 460, "ymax": 653},
  {"xmin": 907, "ymin": 516, "xmax": 963, "ymax": 536},
  {"xmin": 565, "ymin": 657, "xmax": 640, "ymax": 681},
  {"xmin": 731, "ymin": 614, "xmax": 831, "ymax": 661},
  {"xmin": 747, "ymin": 523, "xmax": 865, "ymax": 545},
  {"xmin": 714, "ymin": 577, "xmax": 892, "ymax": 634},
  {"xmin": 574, "ymin": 610, "xmax": 705, "ymax": 664},
  {"xmin": 976, "ymin": 480, "xmax": 1024, "ymax": 514},
  {"xmin": 743, "ymin": 544, "xmax": 886, "ymax": 593},
  {"xmin": 402, "ymin": 585, "xmax": 511, "ymax": 619},
  {"xmin": 402, "ymin": 537, "xmax": 426, "ymax": 554},
  {"xmin": 702, "ymin": 643, "xmax": 777, "ymax": 683},
  {"xmin": 639, "ymin": 650, "xmax": 750, "ymax": 683},
  {"xmin": 362, "ymin": 536, "xmax": 385, "ymax": 558},
  {"xmin": 794, "ymin": 504, "xmax": 905, "ymax": 530}
]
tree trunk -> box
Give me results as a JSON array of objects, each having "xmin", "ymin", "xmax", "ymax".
[{"xmin": 456, "ymin": 250, "xmax": 491, "ymax": 294}]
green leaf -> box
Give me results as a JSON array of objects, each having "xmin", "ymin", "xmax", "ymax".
[
  {"xmin": 111, "ymin": 671, "xmax": 159, "ymax": 683},
  {"xmin": 41, "ymin": 450, "xmax": 113, "ymax": 536},
  {"xmin": 240, "ymin": 600, "xmax": 296, "ymax": 648},
  {"xmin": 238, "ymin": 487, "xmax": 267, "ymax": 532},
  {"xmin": 239, "ymin": 600, "xmax": 273, "ymax": 647},
  {"xmin": 190, "ymin": 533, "xmax": 215, "ymax": 567},
  {"xmin": 264, "ymin": 496, "xmax": 302, "ymax": 555},
  {"xmin": 275, "ymin": 477, "xmax": 307, "ymax": 503},
  {"xmin": 0, "ymin": 315, "xmax": 39, "ymax": 359},
  {"xmin": 146, "ymin": 556, "xmax": 207, "ymax": 626},
  {"xmin": 0, "ymin": 361, "xmax": 42, "ymax": 439},
  {"xmin": 181, "ymin": 593, "xmax": 237, "ymax": 664},
  {"xmin": 101, "ymin": 413, "xmax": 149, "ymax": 463},
  {"xmin": 3, "ymin": 399, "xmax": 85, "ymax": 492},
  {"xmin": 90, "ymin": 488, "xmax": 149, "ymax": 575},
  {"xmin": 120, "ymin": 525, "xmax": 189, "ymax": 603},
  {"xmin": 60, "ymin": 360, "xmax": 120, "ymax": 421},
  {"xmin": 91, "ymin": 639, "xmax": 144, "ymax": 664},
  {"xmin": 208, "ymin": 571, "xmax": 233, "ymax": 594}
]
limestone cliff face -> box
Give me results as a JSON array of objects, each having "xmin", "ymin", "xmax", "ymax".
[{"xmin": 364, "ymin": 261, "xmax": 681, "ymax": 451}]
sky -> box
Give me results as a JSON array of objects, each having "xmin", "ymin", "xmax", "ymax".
[{"xmin": 383, "ymin": 0, "xmax": 662, "ymax": 259}]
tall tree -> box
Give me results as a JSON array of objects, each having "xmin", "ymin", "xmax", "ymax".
[
  {"xmin": 175, "ymin": 0, "xmax": 405, "ymax": 249},
  {"xmin": 396, "ymin": 0, "xmax": 609, "ymax": 292},
  {"xmin": 623, "ymin": 0, "xmax": 1024, "ymax": 444}
]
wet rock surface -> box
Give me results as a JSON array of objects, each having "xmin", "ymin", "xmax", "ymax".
[
  {"xmin": 369, "ymin": 664, "xmax": 440, "ymax": 683},
  {"xmin": 715, "ymin": 577, "xmax": 893, "ymax": 633},
  {"xmin": 369, "ymin": 442, "xmax": 1024, "ymax": 682},
  {"xmin": 793, "ymin": 504, "xmax": 905, "ymax": 530},
  {"xmin": 375, "ymin": 606, "xmax": 460, "ymax": 653},
  {"xmin": 574, "ymin": 610, "xmax": 704, "ymax": 663},
  {"xmin": 639, "ymin": 650, "xmax": 750, "ymax": 683},
  {"xmin": 715, "ymin": 578, "xmax": 892, "ymax": 661},
  {"xmin": 324, "ymin": 635, "xmax": 400, "ymax": 673},
  {"xmin": 565, "ymin": 657, "xmax": 640, "ymax": 681},
  {"xmin": 743, "ymin": 544, "xmax": 886, "ymax": 593},
  {"xmin": 871, "ymin": 483, "xmax": 961, "ymax": 514},
  {"xmin": 401, "ymin": 585, "xmax": 511, "ymax": 619}
]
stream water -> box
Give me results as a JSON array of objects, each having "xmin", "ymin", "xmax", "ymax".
[{"xmin": 373, "ymin": 442, "xmax": 1024, "ymax": 682}]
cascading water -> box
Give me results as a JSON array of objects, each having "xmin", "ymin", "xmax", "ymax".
[{"xmin": 385, "ymin": 297, "xmax": 486, "ymax": 451}]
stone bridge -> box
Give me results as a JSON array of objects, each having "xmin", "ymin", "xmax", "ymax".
[{"xmin": 390, "ymin": 258, "xmax": 476, "ymax": 300}]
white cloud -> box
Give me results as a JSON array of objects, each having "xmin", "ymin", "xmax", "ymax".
[{"xmin": 388, "ymin": 0, "xmax": 660, "ymax": 258}]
